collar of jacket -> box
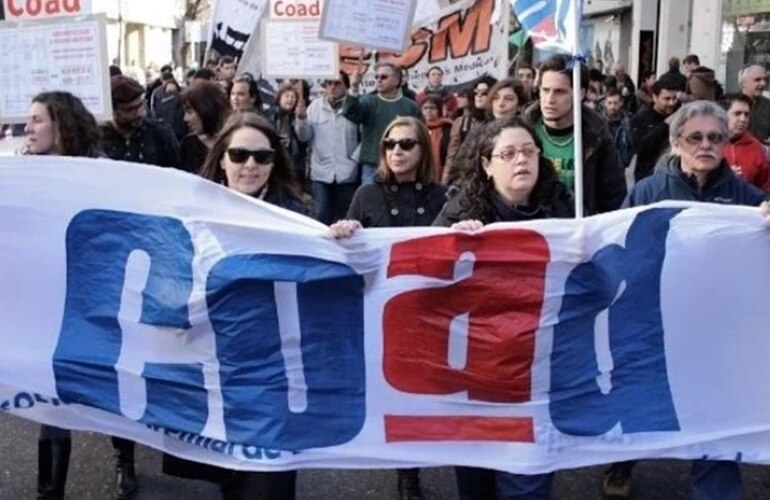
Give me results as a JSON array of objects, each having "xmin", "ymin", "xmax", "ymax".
[
  {"xmin": 664, "ymin": 155, "xmax": 733, "ymax": 192},
  {"xmin": 523, "ymin": 101, "xmax": 605, "ymax": 159},
  {"xmin": 730, "ymin": 131, "xmax": 761, "ymax": 147}
]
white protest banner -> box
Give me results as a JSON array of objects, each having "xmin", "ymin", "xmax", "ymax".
[
  {"xmin": 207, "ymin": 0, "xmax": 269, "ymax": 61},
  {"xmin": 4, "ymin": 156, "xmax": 770, "ymax": 473},
  {"xmin": 319, "ymin": 0, "xmax": 417, "ymax": 53},
  {"xmin": 0, "ymin": 0, "xmax": 91, "ymax": 20},
  {"xmin": 260, "ymin": 19, "xmax": 337, "ymax": 79},
  {"xmin": 0, "ymin": 14, "xmax": 111, "ymax": 123}
]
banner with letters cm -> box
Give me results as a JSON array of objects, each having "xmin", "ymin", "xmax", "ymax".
[{"xmin": 3, "ymin": 156, "xmax": 770, "ymax": 474}]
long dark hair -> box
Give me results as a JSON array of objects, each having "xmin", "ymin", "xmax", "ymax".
[
  {"xmin": 453, "ymin": 116, "xmax": 560, "ymax": 220},
  {"xmin": 180, "ymin": 81, "xmax": 230, "ymax": 136},
  {"xmin": 199, "ymin": 111, "xmax": 301, "ymax": 200},
  {"xmin": 31, "ymin": 91, "xmax": 101, "ymax": 157}
]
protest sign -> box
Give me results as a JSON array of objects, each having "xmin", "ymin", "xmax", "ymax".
[
  {"xmin": 0, "ymin": 0, "xmax": 91, "ymax": 20},
  {"xmin": 260, "ymin": 19, "xmax": 338, "ymax": 79},
  {"xmin": 207, "ymin": 0, "xmax": 269, "ymax": 61},
  {"xmin": 4, "ymin": 157, "xmax": 770, "ymax": 473},
  {"xmin": 238, "ymin": 0, "xmax": 508, "ymax": 102},
  {"xmin": 319, "ymin": 0, "xmax": 417, "ymax": 53},
  {"xmin": 270, "ymin": 0, "xmax": 322, "ymax": 20},
  {"xmin": 0, "ymin": 14, "xmax": 111, "ymax": 122}
]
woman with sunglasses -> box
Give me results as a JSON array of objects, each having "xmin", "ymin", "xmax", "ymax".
[
  {"xmin": 434, "ymin": 116, "xmax": 572, "ymax": 500},
  {"xmin": 330, "ymin": 116, "xmax": 446, "ymax": 500},
  {"xmin": 164, "ymin": 111, "xmax": 305, "ymax": 500}
]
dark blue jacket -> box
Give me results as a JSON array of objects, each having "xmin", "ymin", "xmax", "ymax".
[{"xmin": 623, "ymin": 155, "xmax": 766, "ymax": 208}]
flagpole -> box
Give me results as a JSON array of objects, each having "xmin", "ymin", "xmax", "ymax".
[{"xmin": 570, "ymin": 1, "xmax": 584, "ymax": 219}]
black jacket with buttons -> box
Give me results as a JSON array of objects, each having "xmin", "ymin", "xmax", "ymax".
[
  {"xmin": 101, "ymin": 118, "xmax": 181, "ymax": 168},
  {"xmin": 346, "ymin": 180, "xmax": 447, "ymax": 228}
]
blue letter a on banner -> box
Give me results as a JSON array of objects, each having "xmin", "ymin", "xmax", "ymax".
[{"xmin": 551, "ymin": 208, "xmax": 683, "ymax": 436}]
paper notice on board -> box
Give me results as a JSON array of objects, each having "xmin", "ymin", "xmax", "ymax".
[
  {"xmin": 319, "ymin": 0, "xmax": 417, "ymax": 52},
  {"xmin": 0, "ymin": 15, "xmax": 111, "ymax": 122},
  {"xmin": 261, "ymin": 20, "xmax": 338, "ymax": 79}
]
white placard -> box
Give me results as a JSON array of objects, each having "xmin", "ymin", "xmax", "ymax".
[
  {"xmin": 260, "ymin": 19, "xmax": 338, "ymax": 79},
  {"xmin": 0, "ymin": 14, "xmax": 111, "ymax": 123},
  {"xmin": 0, "ymin": 0, "xmax": 92, "ymax": 20},
  {"xmin": 319, "ymin": 0, "xmax": 417, "ymax": 53}
]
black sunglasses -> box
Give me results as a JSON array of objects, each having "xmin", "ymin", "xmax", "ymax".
[
  {"xmin": 226, "ymin": 147, "xmax": 275, "ymax": 164},
  {"xmin": 383, "ymin": 138, "xmax": 419, "ymax": 151}
]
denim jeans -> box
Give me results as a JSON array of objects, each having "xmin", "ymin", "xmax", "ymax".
[
  {"xmin": 312, "ymin": 181, "xmax": 358, "ymax": 225},
  {"xmin": 691, "ymin": 460, "xmax": 741, "ymax": 500},
  {"xmin": 361, "ymin": 164, "xmax": 378, "ymax": 185},
  {"xmin": 455, "ymin": 466, "xmax": 554, "ymax": 500}
]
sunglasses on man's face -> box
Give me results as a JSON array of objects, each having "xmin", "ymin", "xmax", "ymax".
[
  {"xmin": 226, "ymin": 147, "xmax": 275, "ymax": 164},
  {"xmin": 382, "ymin": 138, "xmax": 419, "ymax": 151},
  {"xmin": 680, "ymin": 131, "xmax": 727, "ymax": 147},
  {"xmin": 374, "ymin": 74, "xmax": 391, "ymax": 81}
]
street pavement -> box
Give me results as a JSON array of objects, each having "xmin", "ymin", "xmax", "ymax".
[
  {"xmin": 2, "ymin": 135, "xmax": 770, "ymax": 499},
  {"xmin": 2, "ymin": 413, "xmax": 770, "ymax": 499}
]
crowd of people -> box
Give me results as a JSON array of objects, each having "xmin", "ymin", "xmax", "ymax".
[{"xmin": 11, "ymin": 50, "xmax": 770, "ymax": 500}]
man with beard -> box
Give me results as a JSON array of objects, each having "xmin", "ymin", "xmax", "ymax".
[
  {"xmin": 101, "ymin": 75, "xmax": 180, "ymax": 168},
  {"xmin": 604, "ymin": 87, "xmax": 634, "ymax": 169},
  {"xmin": 630, "ymin": 75, "xmax": 679, "ymax": 181},
  {"xmin": 523, "ymin": 54, "xmax": 626, "ymax": 214}
]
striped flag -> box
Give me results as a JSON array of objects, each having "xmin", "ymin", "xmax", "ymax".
[{"xmin": 510, "ymin": 0, "xmax": 582, "ymax": 54}]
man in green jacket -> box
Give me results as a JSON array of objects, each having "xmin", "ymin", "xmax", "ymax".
[{"xmin": 343, "ymin": 62, "xmax": 423, "ymax": 184}]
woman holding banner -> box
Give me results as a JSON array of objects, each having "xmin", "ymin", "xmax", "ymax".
[
  {"xmin": 433, "ymin": 116, "xmax": 573, "ymax": 500},
  {"xmin": 330, "ymin": 116, "xmax": 446, "ymax": 500},
  {"xmin": 164, "ymin": 111, "xmax": 305, "ymax": 500},
  {"xmin": 23, "ymin": 91, "xmax": 141, "ymax": 500}
]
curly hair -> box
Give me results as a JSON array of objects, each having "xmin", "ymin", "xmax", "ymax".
[
  {"xmin": 452, "ymin": 116, "xmax": 560, "ymax": 221},
  {"xmin": 31, "ymin": 91, "xmax": 101, "ymax": 157},
  {"xmin": 274, "ymin": 84, "xmax": 299, "ymax": 113},
  {"xmin": 199, "ymin": 111, "xmax": 301, "ymax": 199},
  {"xmin": 180, "ymin": 81, "xmax": 230, "ymax": 137}
]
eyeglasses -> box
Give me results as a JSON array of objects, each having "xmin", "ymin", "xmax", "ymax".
[
  {"xmin": 374, "ymin": 74, "xmax": 391, "ymax": 81},
  {"xmin": 490, "ymin": 146, "xmax": 539, "ymax": 162},
  {"xmin": 324, "ymin": 80, "xmax": 344, "ymax": 86},
  {"xmin": 226, "ymin": 147, "xmax": 275, "ymax": 164},
  {"xmin": 474, "ymin": 90, "xmax": 488, "ymax": 97},
  {"xmin": 383, "ymin": 138, "xmax": 419, "ymax": 151},
  {"xmin": 680, "ymin": 131, "xmax": 727, "ymax": 147}
]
